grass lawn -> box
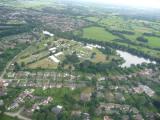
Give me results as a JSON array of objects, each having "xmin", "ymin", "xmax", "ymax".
[
  {"xmin": 0, "ymin": 115, "xmax": 18, "ymax": 120},
  {"xmin": 144, "ymin": 36, "xmax": 160, "ymax": 48},
  {"xmin": 124, "ymin": 34, "xmax": 160, "ymax": 48},
  {"xmin": 28, "ymin": 58, "xmax": 57, "ymax": 69},
  {"xmin": 83, "ymin": 26, "xmax": 118, "ymax": 41},
  {"xmin": 33, "ymin": 88, "xmax": 82, "ymax": 105}
]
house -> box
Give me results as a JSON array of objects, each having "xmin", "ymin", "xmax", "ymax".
[
  {"xmin": 55, "ymin": 52, "xmax": 63, "ymax": 57},
  {"xmin": 98, "ymin": 77, "xmax": 106, "ymax": 81},
  {"xmin": 104, "ymin": 116, "xmax": 112, "ymax": 120},
  {"xmin": 82, "ymin": 113, "xmax": 90, "ymax": 120},
  {"xmin": 49, "ymin": 55, "xmax": 60, "ymax": 63},
  {"xmin": 133, "ymin": 85, "xmax": 155, "ymax": 97},
  {"xmin": 134, "ymin": 114, "xmax": 144, "ymax": 120},
  {"xmin": 52, "ymin": 105, "xmax": 63, "ymax": 115},
  {"xmin": 43, "ymin": 31, "xmax": 54, "ymax": 37},
  {"xmin": 0, "ymin": 100, "xmax": 4, "ymax": 106},
  {"xmin": 71, "ymin": 110, "xmax": 82, "ymax": 117},
  {"xmin": 85, "ymin": 45, "xmax": 93, "ymax": 50},
  {"xmin": 49, "ymin": 47, "xmax": 56, "ymax": 53},
  {"xmin": 0, "ymin": 80, "xmax": 5, "ymax": 96},
  {"xmin": 138, "ymin": 69, "xmax": 153, "ymax": 76},
  {"xmin": 8, "ymin": 103, "xmax": 19, "ymax": 110},
  {"xmin": 80, "ymin": 92, "xmax": 92, "ymax": 102}
]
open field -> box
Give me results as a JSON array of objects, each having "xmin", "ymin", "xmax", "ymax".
[
  {"xmin": 145, "ymin": 36, "xmax": 160, "ymax": 47},
  {"xmin": 1, "ymin": 0, "xmax": 57, "ymax": 9},
  {"xmin": 28, "ymin": 58, "xmax": 58, "ymax": 69},
  {"xmin": 99, "ymin": 16, "xmax": 132, "ymax": 31},
  {"xmin": 83, "ymin": 26, "xmax": 118, "ymax": 41},
  {"xmin": 0, "ymin": 115, "xmax": 18, "ymax": 120}
]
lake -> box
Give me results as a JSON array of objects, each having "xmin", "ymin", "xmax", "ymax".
[{"xmin": 117, "ymin": 50, "xmax": 156, "ymax": 67}]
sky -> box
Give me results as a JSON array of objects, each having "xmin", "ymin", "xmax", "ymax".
[{"xmin": 81, "ymin": 0, "xmax": 160, "ymax": 9}]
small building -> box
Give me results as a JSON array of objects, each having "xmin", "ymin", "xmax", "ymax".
[
  {"xmin": 0, "ymin": 100, "xmax": 4, "ymax": 106},
  {"xmin": 52, "ymin": 105, "xmax": 63, "ymax": 115},
  {"xmin": 0, "ymin": 80, "xmax": 5, "ymax": 96},
  {"xmin": 55, "ymin": 52, "xmax": 63, "ymax": 57},
  {"xmin": 104, "ymin": 116, "xmax": 112, "ymax": 120},
  {"xmin": 49, "ymin": 55, "xmax": 60, "ymax": 63},
  {"xmin": 49, "ymin": 47, "xmax": 56, "ymax": 53},
  {"xmin": 43, "ymin": 31, "xmax": 54, "ymax": 37},
  {"xmin": 133, "ymin": 85, "xmax": 155, "ymax": 97},
  {"xmin": 80, "ymin": 93, "xmax": 92, "ymax": 102},
  {"xmin": 71, "ymin": 110, "xmax": 82, "ymax": 117},
  {"xmin": 82, "ymin": 113, "xmax": 90, "ymax": 120}
]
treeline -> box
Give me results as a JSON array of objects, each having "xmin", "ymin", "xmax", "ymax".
[
  {"xmin": 0, "ymin": 24, "xmax": 33, "ymax": 38},
  {"xmin": 106, "ymin": 29, "xmax": 135, "ymax": 35},
  {"xmin": 32, "ymin": 48, "xmax": 47, "ymax": 55},
  {"xmin": 26, "ymin": 54, "xmax": 50, "ymax": 65},
  {"xmin": 0, "ymin": 17, "xmax": 40, "ymax": 38},
  {"xmin": 76, "ymin": 59, "xmax": 122, "ymax": 74},
  {"xmin": 61, "ymin": 51, "xmax": 122, "ymax": 74},
  {"xmin": 136, "ymin": 36, "xmax": 148, "ymax": 43},
  {"xmin": 105, "ymin": 28, "xmax": 160, "ymax": 51},
  {"xmin": 0, "ymin": 43, "xmax": 28, "ymax": 72},
  {"xmin": 143, "ymin": 32, "xmax": 160, "ymax": 38}
]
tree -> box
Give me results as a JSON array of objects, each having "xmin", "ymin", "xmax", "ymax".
[
  {"xmin": 21, "ymin": 62, "xmax": 25, "ymax": 68},
  {"xmin": 14, "ymin": 62, "xmax": 21, "ymax": 72},
  {"xmin": 46, "ymin": 112, "xmax": 56, "ymax": 120},
  {"xmin": 0, "ymin": 103, "xmax": 5, "ymax": 114},
  {"xmin": 57, "ymin": 111, "xmax": 70, "ymax": 120},
  {"xmin": 91, "ymin": 52, "xmax": 96, "ymax": 59}
]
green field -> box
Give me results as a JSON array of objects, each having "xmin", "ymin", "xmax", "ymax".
[
  {"xmin": 83, "ymin": 26, "xmax": 118, "ymax": 41},
  {"xmin": 85, "ymin": 17, "xmax": 100, "ymax": 22},
  {"xmin": 0, "ymin": 115, "xmax": 18, "ymax": 120},
  {"xmin": 145, "ymin": 36, "xmax": 160, "ymax": 47},
  {"xmin": 123, "ymin": 34, "xmax": 160, "ymax": 48},
  {"xmin": 99, "ymin": 16, "xmax": 131, "ymax": 30},
  {"xmin": 1, "ymin": 0, "xmax": 57, "ymax": 9}
]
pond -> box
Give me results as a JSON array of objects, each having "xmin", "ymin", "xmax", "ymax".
[{"xmin": 116, "ymin": 50, "xmax": 156, "ymax": 67}]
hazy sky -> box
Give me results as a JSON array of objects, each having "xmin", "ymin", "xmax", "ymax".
[{"xmin": 81, "ymin": 0, "xmax": 160, "ymax": 9}]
